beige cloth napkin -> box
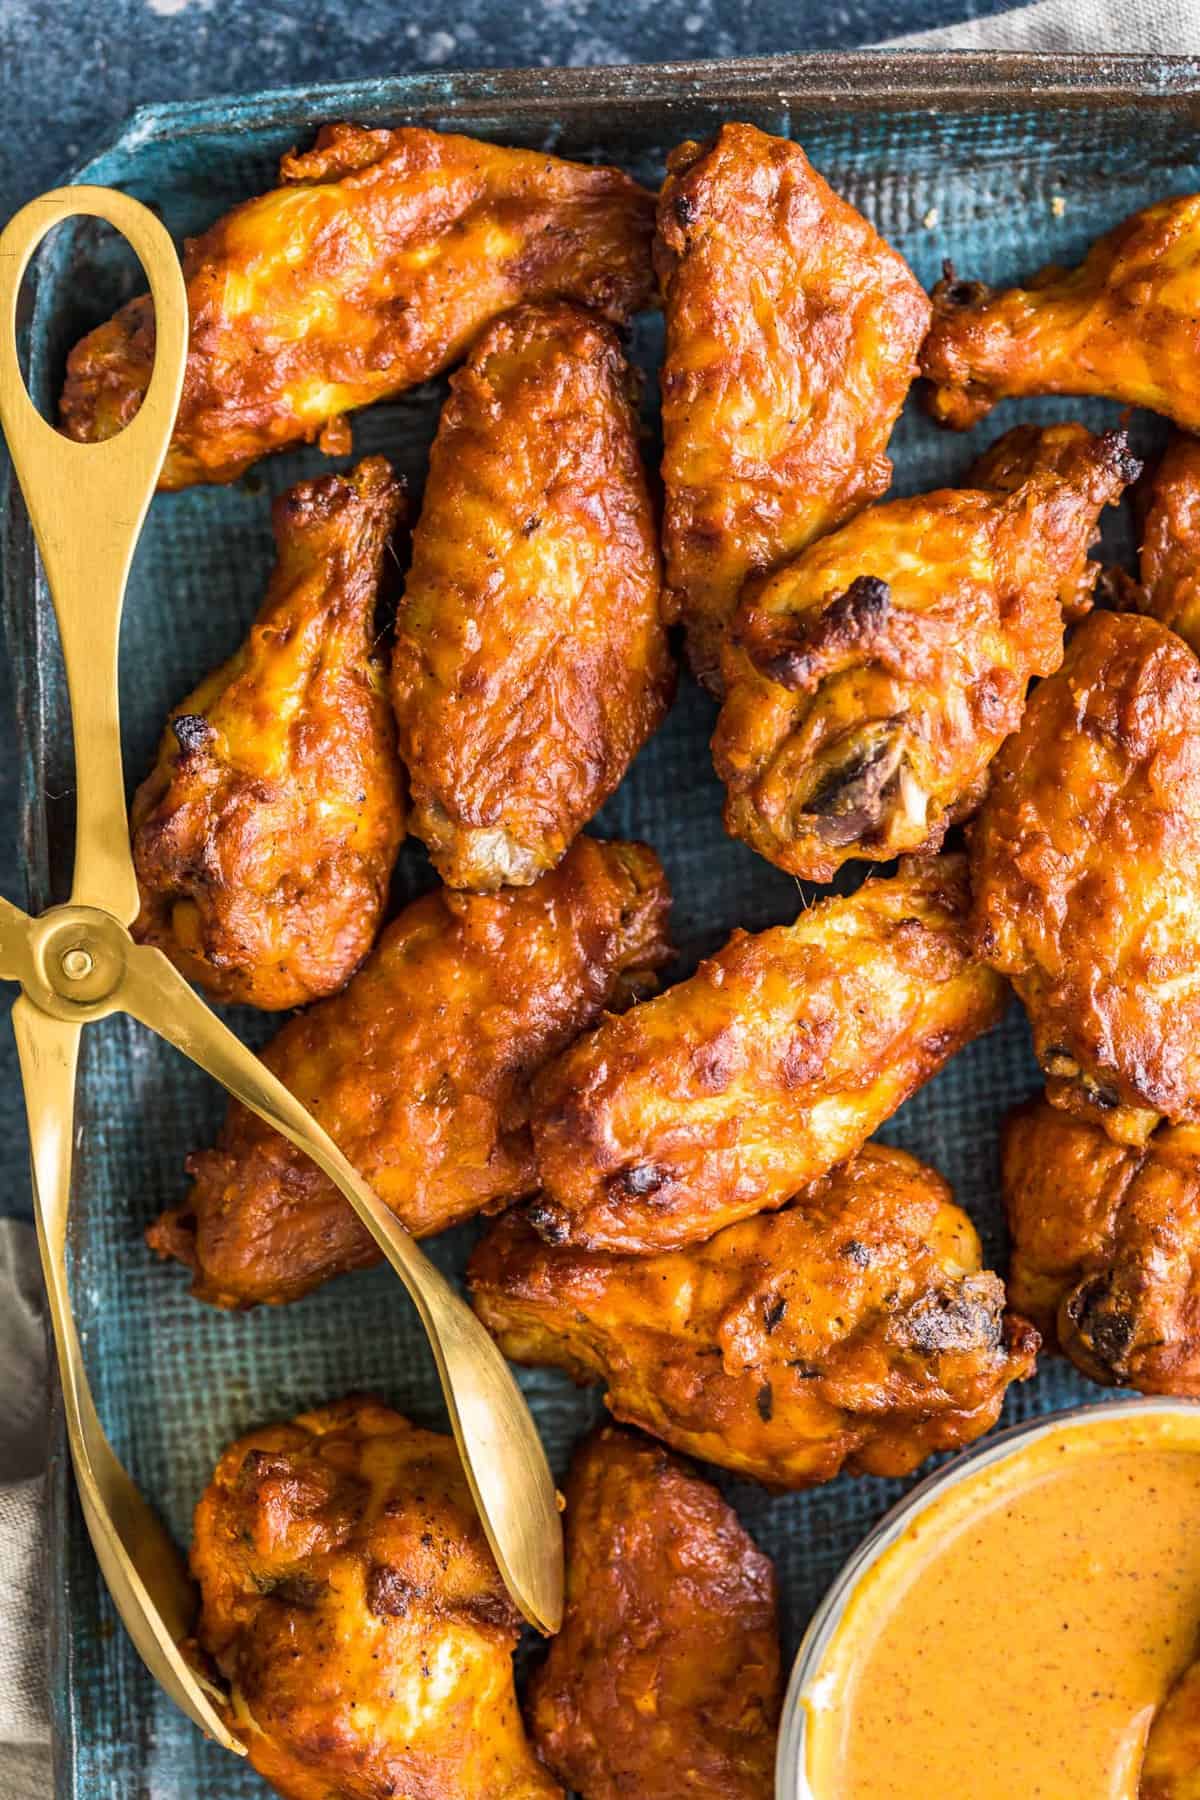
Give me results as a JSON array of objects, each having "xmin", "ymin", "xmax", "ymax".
[
  {"xmin": 1, "ymin": 4, "xmax": 1192, "ymax": 1791},
  {"xmin": 893, "ymin": 0, "xmax": 1193, "ymax": 50}
]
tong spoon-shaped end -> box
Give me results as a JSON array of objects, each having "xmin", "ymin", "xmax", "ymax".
[
  {"xmin": 11, "ymin": 994, "xmax": 247, "ymax": 1755},
  {"xmin": 116, "ymin": 938, "xmax": 565, "ymax": 1636}
]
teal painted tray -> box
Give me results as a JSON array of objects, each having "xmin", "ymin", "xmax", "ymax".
[{"xmin": 7, "ymin": 52, "xmax": 1200, "ymax": 1798}]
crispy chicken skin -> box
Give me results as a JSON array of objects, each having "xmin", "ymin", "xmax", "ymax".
[
  {"xmin": 60, "ymin": 123, "xmax": 655, "ymax": 489},
  {"xmin": 470, "ymin": 1145, "xmax": 1039, "ymax": 1488},
  {"xmin": 921, "ymin": 194, "xmax": 1200, "ymax": 430},
  {"xmin": 1129, "ymin": 431, "xmax": 1200, "ymax": 654},
  {"xmin": 190, "ymin": 1397, "xmax": 560, "ymax": 1800},
  {"xmin": 391, "ymin": 302, "xmax": 674, "ymax": 891},
  {"xmin": 1142, "ymin": 1658, "xmax": 1200, "ymax": 1799},
  {"xmin": 527, "ymin": 1427, "xmax": 781, "ymax": 1798},
  {"xmin": 713, "ymin": 424, "xmax": 1136, "ymax": 882},
  {"xmin": 656, "ymin": 122, "xmax": 931, "ymax": 692},
  {"xmin": 1003, "ymin": 1098, "xmax": 1200, "ymax": 1395},
  {"xmin": 147, "ymin": 837, "xmax": 672, "ymax": 1306},
  {"xmin": 972, "ymin": 610, "xmax": 1200, "ymax": 1145},
  {"xmin": 130, "ymin": 459, "xmax": 406, "ymax": 1010},
  {"xmin": 527, "ymin": 854, "xmax": 1006, "ymax": 1255}
]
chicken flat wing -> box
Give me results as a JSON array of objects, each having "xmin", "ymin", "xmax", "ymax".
[
  {"xmin": 61, "ymin": 122, "xmax": 655, "ymax": 488},
  {"xmin": 528, "ymin": 853, "xmax": 1005, "ymax": 1255},
  {"xmin": 921, "ymin": 194, "xmax": 1200, "ymax": 430},
  {"xmin": 470, "ymin": 1143, "xmax": 1038, "ymax": 1488},
  {"xmin": 147, "ymin": 836, "xmax": 672, "ymax": 1306},
  {"xmin": 972, "ymin": 609, "xmax": 1200, "ymax": 1144},
  {"xmin": 713, "ymin": 424, "xmax": 1136, "ymax": 881},
  {"xmin": 1129, "ymin": 432, "xmax": 1200, "ymax": 654},
  {"xmin": 527, "ymin": 1426, "xmax": 780, "ymax": 1798},
  {"xmin": 656, "ymin": 122, "xmax": 931, "ymax": 691},
  {"xmin": 131, "ymin": 459, "xmax": 406, "ymax": 1009},
  {"xmin": 1003, "ymin": 1097, "xmax": 1200, "ymax": 1394},
  {"xmin": 1142, "ymin": 1658, "xmax": 1200, "ymax": 1799},
  {"xmin": 391, "ymin": 302, "xmax": 674, "ymax": 891},
  {"xmin": 190, "ymin": 1396, "xmax": 560, "ymax": 1800}
]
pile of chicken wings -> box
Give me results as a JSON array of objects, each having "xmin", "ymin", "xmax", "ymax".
[{"xmin": 64, "ymin": 117, "xmax": 1200, "ymax": 1798}]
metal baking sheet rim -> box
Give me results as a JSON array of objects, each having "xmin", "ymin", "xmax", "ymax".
[{"xmin": 4, "ymin": 51, "xmax": 1199, "ymax": 1797}]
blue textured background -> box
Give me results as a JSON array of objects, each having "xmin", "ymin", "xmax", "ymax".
[
  {"xmin": 9, "ymin": 56, "xmax": 1198, "ymax": 1796},
  {"xmin": 0, "ymin": 0, "xmax": 1019, "ymax": 1233}
]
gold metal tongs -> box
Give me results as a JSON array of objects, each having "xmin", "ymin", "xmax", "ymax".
[{"xmin": 0, "ymin": 188, "xmax": 563, "ymax": 1752}]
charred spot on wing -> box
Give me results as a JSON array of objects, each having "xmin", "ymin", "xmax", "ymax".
[
  {"xmin": 1065, "ymin": 1275, "xmax": 1136, "ymax": 1375},
  {"xmin": 744, "ymin": 574, "xmax": 892, "ymax": 694},
  {"xmin": 891, "ymin": 1278, "xmax": 1002, "ymax": 1354},
  {"xmin": 610, "ymin": 1162, "xmax": 669, "ymax": 1198},
  {"xmin": 933, "ymin": 258, "xmax": 991, "ymax": 311},
  {"xmin": 756, "ymin": 1381, "xmax": 774, "ymax": 1421},
  {"xmin": 366, "ymin": 1563, "xmax": 425, "ymax": 1618},
  {"xmin": 1097, "ymin": 427, "xmax": 1143, "ymax": 488},
  {"xmin": 266, "ymin": 1572, "xmax": 327, "ymax": 1610},
  {"xmin": 526, "ymin": 1199, "xmax": 571, "ymax": 1245},
  {"xmin": 172, "ymin": 712, "xmax": 216, "ymax": 754},
  {"xmin": 762, "ymin": 1294, "xmax": 788, "ymax": 1334}
]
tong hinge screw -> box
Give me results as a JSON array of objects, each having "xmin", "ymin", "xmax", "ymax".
[{"xmin": 61, "ymin": 947, "xmax": 94, "ymax": 982}]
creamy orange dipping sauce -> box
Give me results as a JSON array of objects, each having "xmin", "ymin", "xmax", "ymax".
[{"xmin": 801, "ymin": 1407, "xmax": 1200, "ymax": 1799}]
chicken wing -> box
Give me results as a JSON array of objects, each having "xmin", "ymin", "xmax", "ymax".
[
  {"xmin": 391, "ymin": 302, "xmax": 674, "ymax": 891},
  {"xmin": 972, "ymin": 609, "xmax": 1200, "ymax": 1144},
  {"xmin": 921, "ymin": 193, "xmax": 1200, "ymax": 430},
  {"xmin": 1128, "ymin": 431, "xmax": 1200, "ymax": 654},
  {"xmin": 1003, "ymin": 1097, "xmax": 1200, "ymax": 1395},
  {"xmin": 713, "ymin": 424, "xmax": 1136, "ymax": 882},
  {"xmin": 190, "ymin": 1396, "xmax": 560, "ymax": 1800},
  {"xmin": 656, "ymin": 122, "xmax": 931, "ymax": 691},
  {"xmin": 1142, "ymin": 1657, "xmax": 1200, "ymax": 1799},
  {"xmin": 470, "ymin": 1143, "xmax": 1038, "ymax": 1487},
  {"xmin": 528, "ymin": 853, "xmax": 1005, "ymax": 1255},
  {"xmin": 527, "ymin": 1426, "xmax": 780, "ymax": 1798},
  {"xmin": 61, "ymin": 122, "xmax": 655, "ymax": 488},
  {"xmin": 131, "ymin": 458, "xmax": 406, "ymax": 1009},
  {"xmin": 147, "ymin": 836, "xmax": 672, "ymax": 1306}
]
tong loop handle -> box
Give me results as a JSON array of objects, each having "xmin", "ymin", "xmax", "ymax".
[{"xmin": 0, "ymin": 187, "xmax": 188, "ymax": 922}]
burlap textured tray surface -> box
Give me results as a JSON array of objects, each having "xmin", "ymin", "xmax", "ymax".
[{"xmin": 7, "ymin": 55, "xmax": 1198, "ymax": 1795}]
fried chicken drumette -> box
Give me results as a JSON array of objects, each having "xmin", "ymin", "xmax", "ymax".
[
  {"xmin": 972, "ymin": 610, "xmax": 1200, "ymax": 1144},
  {"xmin": 922, "ymin": 192, "xmax": 1200, "ymax": 430},
  {"xmin": 713, "ymin": 424, "xmax": 1136, "ymax": 882},
  {"xmin": 1127, "ymin": 431, "xmax": 1200, "ymax": 654},
  {"xmin": 190, "ymin": 1397, "xmax": 560, "ymax": 1800},
  {"xmin": 130, "ymin": 459, "xmax": 406, "ymax": 1010},
  {"xmin": 656, "ymin": 122, "xmax": 931, "ymax": 691},
  {"xmin": 61, "ymin": 122, "xmax": 655, "ymax": 488},
  {"xmin": 1142, "ymin": 1657, "xmax": 1200, "ymax": 1799},
  {"xmin": 391, "ymin": 302, "xmax": 673, "ymax": 891},
  {"xmin": 527, "ymin": 1427, "xmax": 781, "ymax": 1798},
  {"xmin": 470, "ymin": 1144, "xmax": 1038, "ymax": 1488},
  {"xmin": 528, "ymin": 854, "xmax": 1005, "ymax": 1255},
  {"xmin": 1003, "ymin": 1098, "xmax": 1200, "ymax": 1395},
  {"xmin": 147, "ymin": 836, "xmax": 672, "ymax": 1306}
]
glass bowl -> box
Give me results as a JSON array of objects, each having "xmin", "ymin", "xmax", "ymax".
[{"xmin": 775, "ymin": 1395, "xmax": 1200, "ymax": 1798}]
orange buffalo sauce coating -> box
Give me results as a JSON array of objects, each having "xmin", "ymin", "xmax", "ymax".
[{"xmin": 802, "ymin": 1409, "xmax": 1200, "ymax": 1799}]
